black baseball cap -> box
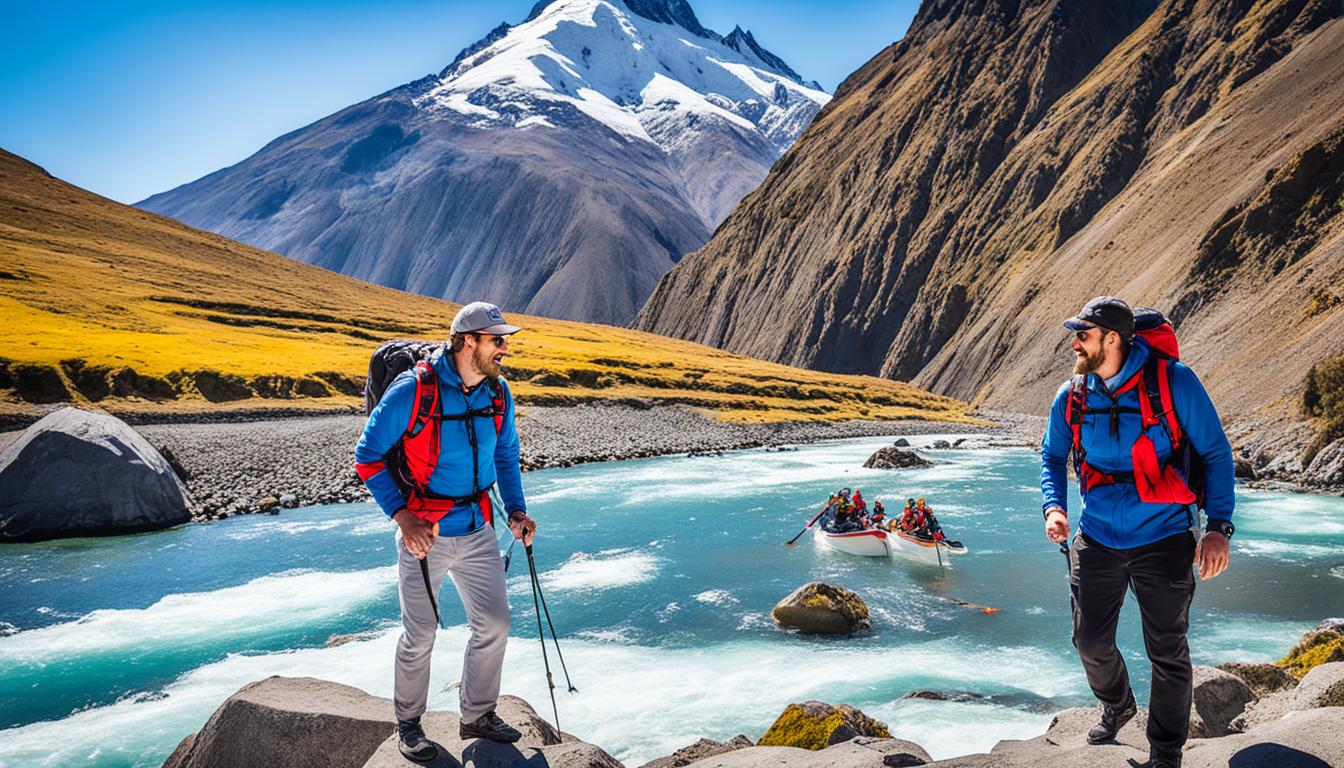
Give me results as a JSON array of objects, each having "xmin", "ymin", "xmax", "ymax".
[{"xmin": 1063, "ymin": 296, "xmax": 1135, "ymax": 339}]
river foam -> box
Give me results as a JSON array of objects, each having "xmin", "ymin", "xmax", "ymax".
[{"xmin": 0, "ymin": 623, "xmax": 1077, "ymax": 767}]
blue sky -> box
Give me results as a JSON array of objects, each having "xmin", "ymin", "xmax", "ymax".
[{"xmin": 0, "ymin": 1, "xmax": 917, "ymax": 204}]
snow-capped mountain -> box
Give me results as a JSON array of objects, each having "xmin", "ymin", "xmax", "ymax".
[{"xmin": 138, "ymin": 0, "xmax": 829, "ymax": 325}]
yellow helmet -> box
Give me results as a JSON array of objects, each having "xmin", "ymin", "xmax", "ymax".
[{"xmin": 918, "ymin": 497, "xmax": 926, "ymax": 505}]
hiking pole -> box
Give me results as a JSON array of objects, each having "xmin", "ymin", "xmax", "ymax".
[
  {"xmin": 419, "ymin": 558, "xmax": 444, "ymax": 629},
  {"xmin": 527, "ymin": 544, "xmax": 578, "ymax": 694},
  {"xmin": 525, "ymin": 544, "xmax": 561, "ymax": 732},
  {"xmin": 786, "ymin": 500, "xmax": 835, "ymax": 545}
]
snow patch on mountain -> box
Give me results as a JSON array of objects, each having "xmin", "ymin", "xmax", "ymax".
[{"xmin": 416, "ymin": 0, "xmax": 828, "ymax": 154}]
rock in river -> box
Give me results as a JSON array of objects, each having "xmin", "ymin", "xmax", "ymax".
[
  {"xmin": 0, "ymin": 407, "xmax": 193, "ymax": 541},
  {"xmin": 771, "ymin": 582, "xmax": 870, "ymax": 634},
  {"xmin": 863, "ymin": 447, "xmax": 932, "ymax": 469}
]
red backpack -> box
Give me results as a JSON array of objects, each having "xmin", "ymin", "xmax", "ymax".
[
  {"xmin": 358, "ymin": 340, "xmax": 505, "ymax": 524},
  {"xmin": 1064, "ymin": 308, "xmax": 1205, "ymax": 510}
]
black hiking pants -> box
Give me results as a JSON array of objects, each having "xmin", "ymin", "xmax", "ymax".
[{"xmin": 1069, "ymin": 530, "xmax": 1196, "ymax": 756}]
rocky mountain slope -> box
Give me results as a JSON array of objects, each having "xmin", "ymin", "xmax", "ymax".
[
  {"xmin": 138, "ymin": 0, "xmax": 827, "ymax": 325},
  {"xmin": 638, "ymin": 0, "xmax": 1344, "ymax": 440}
]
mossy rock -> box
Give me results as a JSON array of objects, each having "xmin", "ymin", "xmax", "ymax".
[
  {"xmin": 1216, "ymin": 662, "xmax": 1297, "ymax": 696},
  {"xmin": 771, "ymin": 582, "xmax": 870, "ymax": 634},
  {"xmin": 757, "ymin": 701, "xmax": 889, "ymax": 750},
  {"xmin": 1278, "ymin": 621, "xmax": 1344, "ymax": 679}
]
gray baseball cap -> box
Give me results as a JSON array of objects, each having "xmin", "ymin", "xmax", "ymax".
[{"xmin": 450, "ymin": 301, "xmax": 521, "ymax": 336}]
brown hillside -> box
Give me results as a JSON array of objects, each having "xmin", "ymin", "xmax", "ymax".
[
  {"xmin": 0, "ymin": 148, "xmax": 968, "ymax": 426},
  {"xmin": 638, "ymin": 0, "xmax": 1344, "ymax": 426}
]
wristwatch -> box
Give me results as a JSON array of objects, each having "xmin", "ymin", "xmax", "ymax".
[{"xmin": 1205, "ymin": 519, "xmax": 1234, "ymax": 539}]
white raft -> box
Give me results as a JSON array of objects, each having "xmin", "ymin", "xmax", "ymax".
[{"xmin": 815, "ymin": 525, "xmax": 968, "ymax": 564}]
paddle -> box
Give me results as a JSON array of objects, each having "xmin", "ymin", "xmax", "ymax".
[
  {"xmin": 785, "ymin": 499, "xmax": 836, "ymax": 545},
  {"xmin": 944, "ymin": 596, "xmax": 1000, "ymax": 614}
]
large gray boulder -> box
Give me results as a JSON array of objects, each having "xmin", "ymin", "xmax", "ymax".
[
  {"xmin": 163, "ymin": 677, "xmax": 395, "ymax": 768},
  {"xmin": 1189, "ymin": 665, "xmax": 1256, "ymax": 738},
  {"xmin": 771, "ymin": 583, "xmax": 871, "ymax": 635},
  {"xmin": 0, "ymin": 407, "xmax": 193, "ymax": 541},
  {"xmin": 1293, "ymin": 661, "xmax": 1344, "ymax": 709},
  {"xmin": 164, "ymin": 676, "xmax": 619, "ymax": 768}
]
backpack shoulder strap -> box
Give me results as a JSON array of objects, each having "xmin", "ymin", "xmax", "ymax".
[
  {"xmin": 487, "ymin": 376, "xmax": 506, "ymax": 435},
  {"xmin": 407, "ymin": 360, "xmax": 440, "ymax": 438},
  {"xmin": 1141, "ymin": 355, "xmax": 1183, "ymax": 449},
  {"xmin": 1065, "ymin": 375, "xmax": 1089, "ymax": 488}
]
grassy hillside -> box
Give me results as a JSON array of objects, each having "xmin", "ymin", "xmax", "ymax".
[{"xmin": 0, "ymin": 149, "xmax": 970, "ymax": 426}]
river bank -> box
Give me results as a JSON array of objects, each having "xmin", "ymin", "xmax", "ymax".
[
  {"xmin": 3, "ymin": 399, "xmax": 1337, "ymax": 521},
  {"xmin": 109, "ymin": 405, "xmax": 1039, "ymax": 519}
]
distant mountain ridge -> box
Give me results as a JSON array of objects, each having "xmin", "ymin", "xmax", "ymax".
[
  {"xmin": 139, "ymin": 0, "xmax": 828, "ymax": 325},
  {"xmin": 638, "ymin": 0, "xmax": 1344, "ymax": 427}
]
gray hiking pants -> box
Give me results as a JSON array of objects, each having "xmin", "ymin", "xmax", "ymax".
[{"xmin": 394, "ymin": 523, "xmax": 510, "ymax": 723}]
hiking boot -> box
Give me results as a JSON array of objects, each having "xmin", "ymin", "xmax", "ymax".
[
  {"xmin": 1086, "ymin": 694, "xmax": 1137, "ymax": 744},
  {"xmin": 1148, "ymin": 748, "xmax": 1181, "ymax": 768},
  {"xmin": 397, "ymin": 718, "xmax": 438, "ymax": 762},
  {"xmin": 459, "ymin": 709, "xmax": 522, "ymax": 743}
]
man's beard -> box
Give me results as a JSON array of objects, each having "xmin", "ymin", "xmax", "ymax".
[
  {"xmin": 473, "ymin": 345, "xmax": 502, "ymax": 379},
  {"xmin": 1074, "ymin": 344, "xmax": 1106, "ymax": 375}
]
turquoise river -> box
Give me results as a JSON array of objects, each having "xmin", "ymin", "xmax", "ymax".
[{"xmin": 1, "ymin": 434, "xmax": 1341, "ymax": 766}]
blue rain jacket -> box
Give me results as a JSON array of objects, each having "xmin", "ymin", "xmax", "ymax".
[
  {"xmin": 1040, "ymin": 338, "xmax": 1234, "ymax": 549},
  {"xmin": 355, "ymin": 348, "xmax": 525, "ymax": 536}
]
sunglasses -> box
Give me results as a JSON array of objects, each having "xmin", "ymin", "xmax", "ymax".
[{"xmin": 471, "ymin": 333, "xmax": 509, "ymax": 347}]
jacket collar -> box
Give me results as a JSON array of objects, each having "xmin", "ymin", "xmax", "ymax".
[
  {"xmin": 431, "ymin": 346, "xmax": 465, "ymax": 390},
  {"xmin": 1098, "ymin": 336, "xmax": 1150, "ymax": 392}
]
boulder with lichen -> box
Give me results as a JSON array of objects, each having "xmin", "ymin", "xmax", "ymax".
[
  {"xmin": 1278, "ymin": 619, "xmax": 1344, "ymax": 679},
  {"xmin": 770, "ymin": 582, "xmax": 870, "ymax": 635},
  {"xmin": 757, "ymin": 701, "xmax": 890, "ymax": 751}
]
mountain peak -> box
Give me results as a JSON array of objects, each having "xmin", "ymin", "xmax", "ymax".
[{"xmin": 719, "ymin": 24, "xmax": 809, "ymax": 86}]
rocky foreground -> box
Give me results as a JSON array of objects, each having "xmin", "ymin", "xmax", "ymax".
[{"xmin": 170, "ymin": 622, "xmax": 1344, "ymax": 768}]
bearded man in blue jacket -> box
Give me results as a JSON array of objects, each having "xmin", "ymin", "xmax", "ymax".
[
  {"xmin": 355, "ymin": 301, "xmax": 536, "ymax": 762},
  {"xmin": 1041, "ymin": 296, "xmax": 1234, "ymax": 768}
]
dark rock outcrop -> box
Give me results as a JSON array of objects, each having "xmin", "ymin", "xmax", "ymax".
[
  {"xmin": 770, "ymin": 582, "xmax": 870, "ymax": 634},
  {"xmin": 163, "ymin": 676, "xmax": 618, "ymax": 768},
  {"xmin": 863, "ymin": 447, "xmax": 933, "ymax": 469},
  {"xmin": 757, "ymin": 702, "xmax": 893, "ymax": 751},
  {"xmin": 0, "ymin": 407, "xmax": 193, "ymax": 541}
]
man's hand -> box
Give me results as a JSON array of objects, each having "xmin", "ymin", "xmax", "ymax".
[
  {"xmin": 508, "ymin": 511, "xmax": 536, "ymax": 547},
  {"xmin": 1045, "ymin": 508, "xmax": 1069, "ymax": 544},
  {"xmin": 394, "ymin": 509, "xmax": 437, "ymax": 559},
  {"xmin": 1195, "ymin": 531, "xmax": 1230, "ymax": 580}
]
